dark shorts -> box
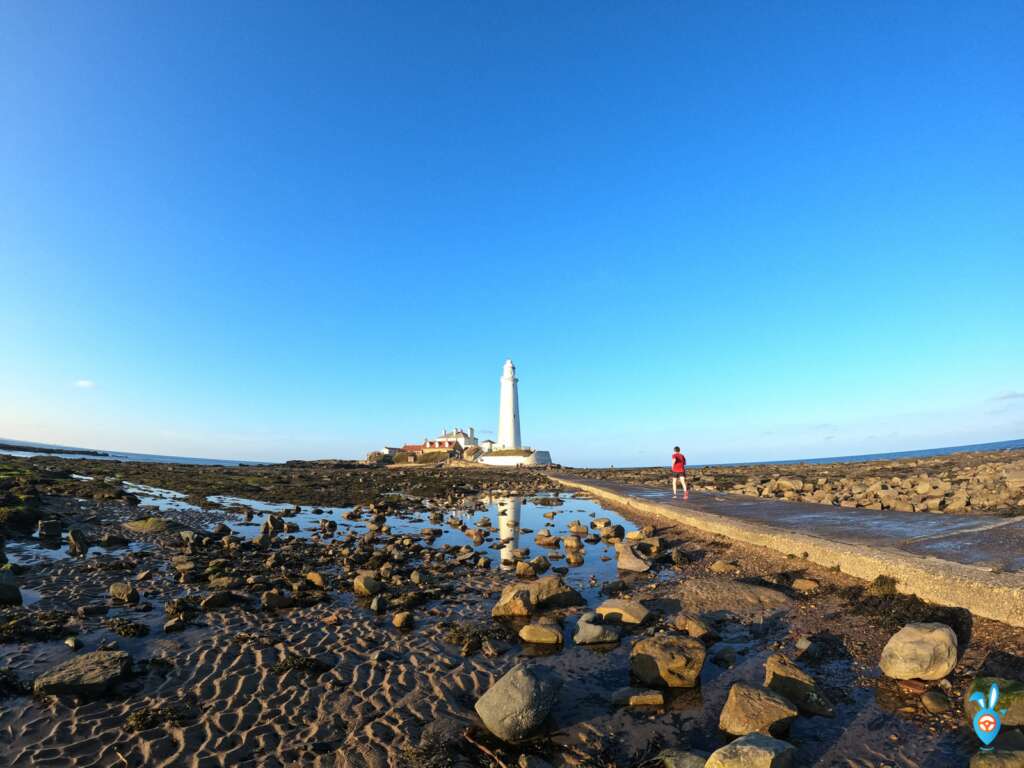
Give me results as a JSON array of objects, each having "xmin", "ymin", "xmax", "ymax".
[{"xmin": 671, "ymin": 469, "xmax": 686, "ymax": 476}]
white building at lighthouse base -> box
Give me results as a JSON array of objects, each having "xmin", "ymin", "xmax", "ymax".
[{"xmin": 479, "ymin": 449, "xmax": 553, "ymax": 467}]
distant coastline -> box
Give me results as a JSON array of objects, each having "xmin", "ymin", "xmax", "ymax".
[{"xmin": 2, "ymin": 436, "xmax": 1022, "ymax": 470}]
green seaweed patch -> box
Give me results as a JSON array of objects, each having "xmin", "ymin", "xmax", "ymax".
[
  {"xmin": 123, "ymin": 517, "xmax": 170, "ymax": 533},
  {"xmin": 271, "ymin": 653, "xmax": 331, "ymax": 674},
  {"xmin": 0, "ymin": 609, "xmax": 73, "ymax": 642},
  {"xmin": 104, "ymin": 618, "xmax": 150, "ymax": 638},
  {"xmin": 125, "ymin": 702, "xmax": 194, "ymax": 731}
]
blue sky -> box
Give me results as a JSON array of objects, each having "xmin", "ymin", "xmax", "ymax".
[{"xmin": 1, "ymin": 2, "xmax": 1022, "ymax": 466}]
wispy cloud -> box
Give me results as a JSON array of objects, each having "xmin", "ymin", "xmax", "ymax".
[
  {"xmin": 991, "ymin": 391, "xmax": 1024, "ymax": 401},
  {"xmin": 74, "ymin": 379, "xmax": 96, "ymax": 389}
]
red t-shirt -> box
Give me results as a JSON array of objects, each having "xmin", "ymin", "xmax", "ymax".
[{"xmin": 671, "ymin": 452, "xmax": 686, "ymax": 473}]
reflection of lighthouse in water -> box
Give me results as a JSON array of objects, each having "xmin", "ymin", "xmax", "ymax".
[{"xmin": 496, "ymin": 496, "xmax": 522, "ymax": 570}]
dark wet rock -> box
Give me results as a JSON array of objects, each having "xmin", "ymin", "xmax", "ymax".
[
  {"xmin": 764, "ymin": 653, "xmax": 833, "ymax": 716},
  {"xmin": 67, "ymin": 528, "xmax": 89, "ymax": 557},
  {"xmin": 705, "ymin": 733, "xmax": 795, "ymax": 767},
  {"xmin": 879, "ymin": 623, "xmax": 957, "ymax": 680},
  {"xmin": 77, "ymin": 603, "xmax": 108, "ymax": 618},
  {"xmin": 261, "ymin": 591, "xmax": 294, "ymax": 610},
  {"xmin": 631, "ymin": 635, "xmax": 706, "ymax": 688},
  {"xmin": 108, "ymin": 582, "xmax": 139, "ymax": 604},
  {"xmin": 474, "ymin": 662, "xmax": 561, "ymax": 742},
  {"xmin": 719, "ymin": 681, "xmax": 798, "ymax": 736},
  {"xmin": 200, "ymin": 590, "xmax": 242, "ymax": 611},
  {"xmin": 37, "ymin": 519, "xmax": 62, "ymax": 539},
  {"xmin": 0, "ymin": 569, "xmax": 22, "ymax": 606},
  {"xmin": 33, "ymin": 650, "xmax": 131, "ymax": 697},
  {"xmin": 922, "ymin": 689, "xmax": 951, "ymax": 713}
]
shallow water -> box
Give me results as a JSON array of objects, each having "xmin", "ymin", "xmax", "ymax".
[{"xmin": 127, "ymin": 484, "xmax": 638, "ymax": 599}]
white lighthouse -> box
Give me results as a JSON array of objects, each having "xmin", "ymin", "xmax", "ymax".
[
  {"xmin": 497, "ymin": 359, "xmax": 522, "ymax": 449},
  {"xmin": 480, "ymin": 358, "xmax": 552, "ymax": 466}
]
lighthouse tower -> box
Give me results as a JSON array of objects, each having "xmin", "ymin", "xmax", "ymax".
[{"xmin": 497, "ymin": 359, "xmax": 522, "ymax": 449}]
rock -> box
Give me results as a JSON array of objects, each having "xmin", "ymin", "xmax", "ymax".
[
  {"xmin": 67, "ymin": 528, "xmax": 90, "ymax": 557},
  {"xmin": 971, "ymin": 751, "xmax": 1024, "ymax": 768},
  {"xmin": 631, "ymin": 635, "xmax": 706, "ymax": 688},
  {"xmin": 595, "ymin": 598, "xmax": 650, "ymax": 625},
  {"xmin": 965, "ymin": 677, "xmax": 1024, "ymax": 725},
  {"xmin": 672, "ymin": 612, "xmax": 716, "ymax": 640},
  {"xmin": 64, "ymin": 636, "xmax": 81, "ymax": 650},
  {"xmin": 492, "ymin": 588, "xmax": 535, "ymax": 618},
  {"xmin": 519, "ymin": 623, "xmax": 562, "ymax": 644},
  {"xmin": 720, "ymin": 682, "xmax": 798, "ymax": 737},
  {"xmin": 790, "ymin": 578, "xmax": 818, "ymax": 593},
  {"xmin": 763, "ymin": 653, "xmax": 833, "ymax": 716},
  {"xmin": 164, "ymin": 616, "xmax": 186, "ymax": 632},
  {"xmin": 492, "ymin": 576, "xmax": 583, "ymax": 618},
  {"xmin": 676, "ymin": 578, "xmax": 792, "ymax": 622},
  {"xmin": 705, "ymin": 734, "xmax": 795, "ymax": 768},
  {"xmin": 392, "ymin": 611, "xmax": 413, "ymax": 629},
  {"xmin": 109, "ymin": 582, "xmax": 139, "ymax": 604},
  {"xmin": 33, "ymin": 650, "xmax": 132, "ymax": 697},
  {"xmin": 515, "ymin": 561, "xmax": 537, "ymax": 579},
  {"xmin": 353, "ymin": 573, "xmax": 385, "ymax": 597},
  {"xmin": 615, "ymin": 542, "xmax": 651, "ymax": 573},
  {"xmin": 261, "ymin": 591, "xmax": 294, "ymax": 610},
  {"xmin": 921, "ymin": 689, "xmax": 951, "ymax": 713},
  {"xmin": 38, "ymin": 519, "xmax": 62, "ymax": 539},
  {"xmin": 474, "ymin": 663, "xmax": 561, "ymax": 742},
  {"xmin": 656, "ymin": 749, "xmax": 709, "ymax": 768},
  {"xmin": 306, "ymin": 571, "xmax": 327, "ymax": 589},
  {"xmin": 573, "ymin": 617, "xmax": 620, "ymax": 645},
  {"xmin": 0, "ymin": 569, "xmax": 22, "ymax": 606},
  {"xmin": 200, "ymin": 590, "xmax": 238, "ymax": 610},
  {"xmin": 879, "ymin": 623, "xmax": 957, "ymax": 680},
  {"xmin": 709, "ymin": 559, "xmax": 738, "ymax": 574},
  {"xmin": 518, "ymin": 755, "xmax": 555, "ymax": 768},
  {"xmin": 612, "ymin": 686, "xmax": 664, "ymax": 707}
]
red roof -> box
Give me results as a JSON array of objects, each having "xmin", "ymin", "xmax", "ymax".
[{"xmin": 400, "ymin": 443, "xmax": 424, "ymax": 452}]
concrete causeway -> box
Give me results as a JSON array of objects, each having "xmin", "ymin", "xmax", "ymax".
[{"xmin": 551, "ymin": 474, "xmax": 1024, "ymax": 627}]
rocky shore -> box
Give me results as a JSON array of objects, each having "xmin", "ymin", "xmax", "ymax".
[
  {"xmin": 1, "ymin": 453, "xmax": 1024, "ymax": 766},
  {"xmin": 570, "ymin": 448, "xmax": 1024, "ymax": 516}
]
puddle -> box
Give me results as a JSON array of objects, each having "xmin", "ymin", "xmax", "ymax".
[
  {"xmin": 125, "ymin": 484, "xmax": 640, "ymax": 600},
  {"xmin": 4, "ymin": 536, "xmax": 148, "ymax": 565}
]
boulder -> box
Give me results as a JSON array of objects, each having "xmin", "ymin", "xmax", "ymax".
[
  {"xmin": 630, "ymin": 635, "xmax": 706, "ymax": 688},
  {"xmin": 519, "ymin": 623, "xmax": 562, "ymax": 645},
  {"xmin": 705, "ymin": 733, "xmax": 795, "ymax": 768},
  {"xmin": 33, "ymin": 650, "xmax": 132, "ymax": 697},
  {"xmin": 353, "ymin": 573, "xmax": 385, "ymax": 597},
  {"xmin": 879, "ymin": 623, "xmax": 957, "ymax": 680},
  {"xmin": 474, "ymin": 663, "xmax": 561, "ymax": 742},
  {"xmin": 573, "ymin": 616, "xmax": 620, "ymax": 645},
  {"xmin": 672, "ymin": 612, "xmax": 716, "ymax": 641},
  {"xmin": 596, "ymin": 598, "xmax": 649, "ymax": 625},
  {"xmin": 67, "ymin": 528, "xmax": 90, "ymax": 557},
  {"xmin": 615, "ymin": 542, "xmax": 651, "ymax": 573},
  {"xmin": 260, "ymin": 591, "xmax": 294, "ymax": 610},
  {"xmin": 109, "ymin": 582, "xmax": 139, "ymax": 604},
  {"xmin": 719, "ymin": 681, "xmax": 798, "ymax": 736},
  {"xmin": 764, "ymin": 653, "xmax": 833, "ymax": 716},
  {"xmin": 492, "ymin": 588, "xmax": 535, "ymax": 618},
  {"xmin": 305, "ymin": 571, "xmax": 327, "ymax": 589}
]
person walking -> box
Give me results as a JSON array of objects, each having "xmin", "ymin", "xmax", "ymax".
[{"xmin": 671, "ymin": 446, "xmax": 688, "ymax": 499}]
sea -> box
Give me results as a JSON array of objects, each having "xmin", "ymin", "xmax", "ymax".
[{"xmin": 1, "ymin": 436, "xmax": 1022, "ymax": 468}]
